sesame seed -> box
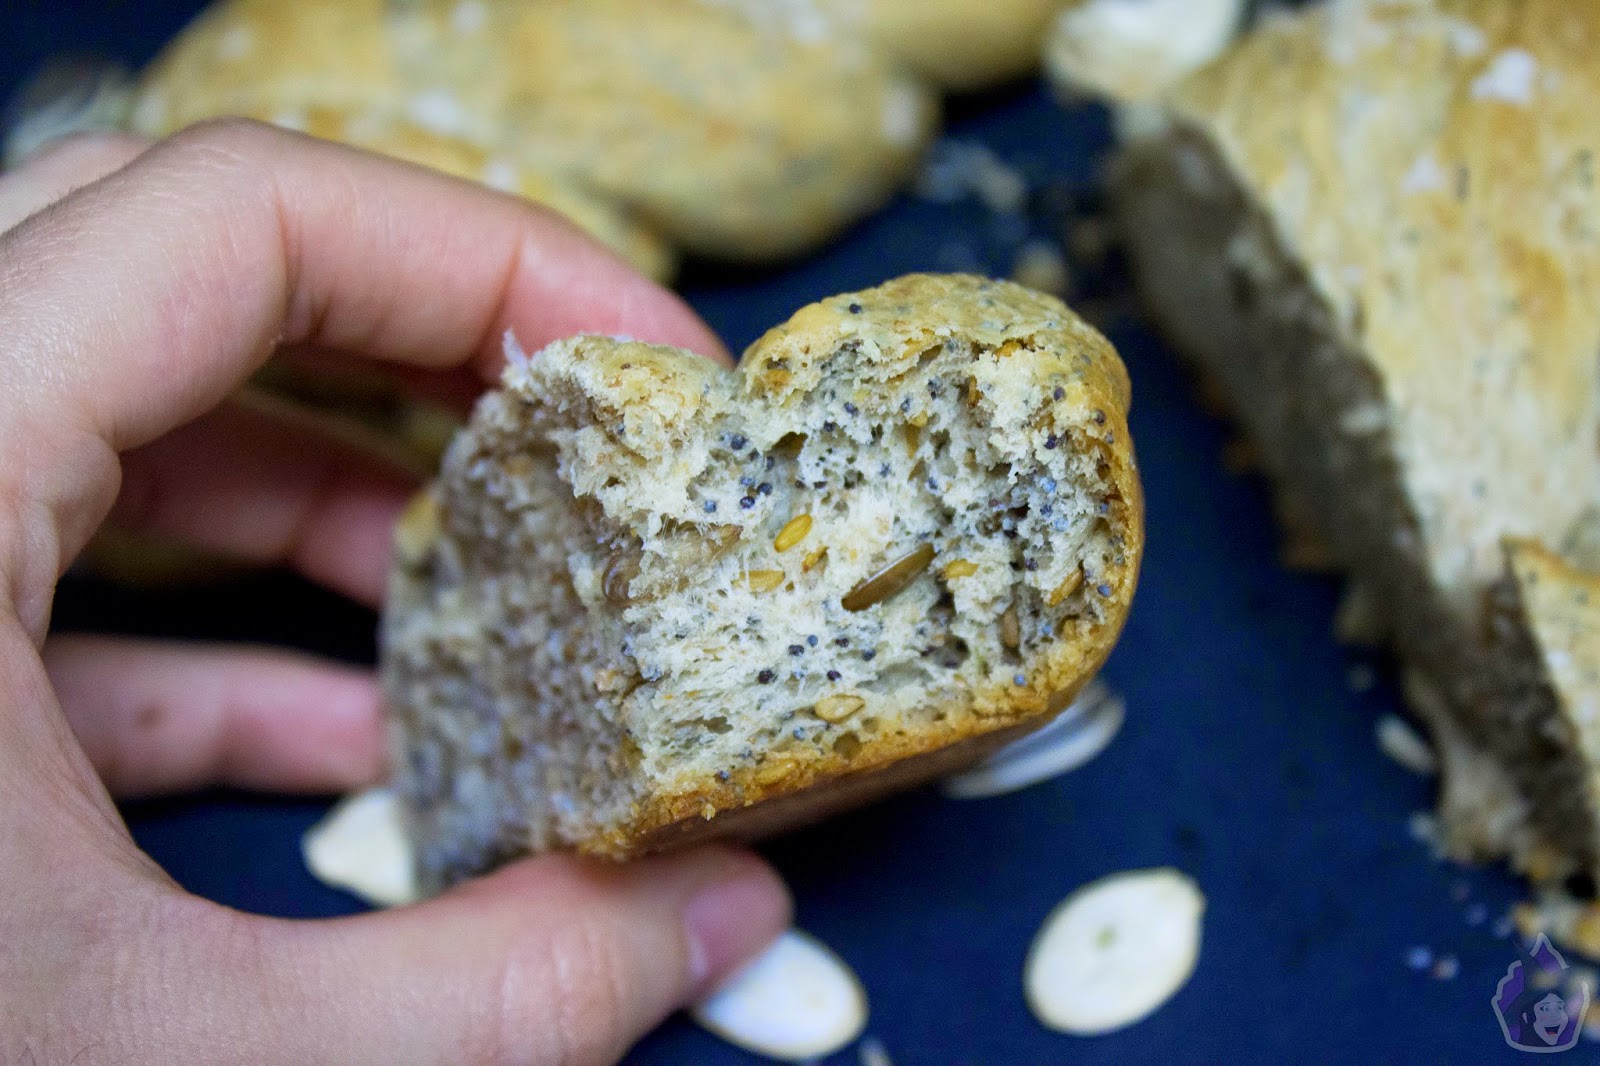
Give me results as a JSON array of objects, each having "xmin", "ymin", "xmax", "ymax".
[
  {"xmin": 848, "ymin": 302, "xmax": 863, "ymax": 314},
  {"xmin": 1053, "ymin": 386, "xmax": 1065, "ymax": 401},
  {"xmin": 1093, "ymin": 410, "xmax": 1106, "ymax": 424},
  {"xmin": 862, "ymin": 649, "xmax": 877, "ymax": 661},
  {"xmin": 833, "ymin": 637, "xmax": 850, "ymax": 647},
  {"xmin": 757, "ymin": 482, "xmax": 773, "ymax": 496},
  {"xmin": 728, "ymin": 434, "xmax": 747, "ymax": 450},
  {"xmin": 927, "ymin": 477, "xmax": 939, "ymax": 491},
  {"xmin": 826, "ymin": 669, "xmax": 842, "ymax": 681},
  {"xmin": 1044, "ymin": 434, "xmax": 1058, "ymax": 450},
  {"xmin": 1042, "ymin": 476, "xmax": 1057, "ymax": 492},
  {"xmin": 748, "ymin": 448, "xmax": 759, "ymax": 459},
  {"xmin": 740, "ymin": 496, "xmax": 756, "ymax": 509},
  {"xmin": 1097, "ymin": 583, "xmax": 1113, "ymax": 597},
  {"xmin": 823, "ymin": 420, "xmax": 838, "ymax": 432},
  {"xmin": 789, "ymin": 644, "xmax": 805, "ymax": 656},
  {"xmin": 703, "ymin": 500, "xmax": 718, "ymax": 513},
  {"xmin": 1026, "ymin": 559, "xmax": 1038, "ymax": 571},
  {"xmin": 807, "ymin": 635, "xmax": 819, "ymax": 646},
  {"xmin": 1041, "ymin": 503, "xmax": 1053, "ymax": 516},
  {"xmin": 879, "ymin": 462, "xmax": 891, "ymax": 477},
  {"xmin": 757, "ymin": 669, "xmax": 775, "ymax": 683},
  {"xmin": 794, "ymin": 727, "xmax": 806, "ymax": 739},
  {"xmin": 717, "ymin": 770, "xmax": 731, "ymax": 781},
  {"xmin": 765, "ymin": 455, "xmax": 775, "ymax": 470},
  {"xmin": 1013, "ymin": 673, "xmax": 1027, "ymax": 686},
  {"xmin": 740, "ymin": 475, "xmax": 755, "ymax": 487},
  {"xmin": 900, "ymin": 399, "xmax": 912, "ymax": 413},
  {"xmin": 844, "ymin": 402, "xmax": 858, "ymax": 415}
]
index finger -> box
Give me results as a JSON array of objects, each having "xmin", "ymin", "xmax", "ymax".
[{"xmin": 0, "ymin": 118, "xmax": 725, "ymax": 460}]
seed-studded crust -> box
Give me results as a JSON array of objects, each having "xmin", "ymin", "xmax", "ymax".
[
  {"xmin": 1114, "ymin": 0, "xmax": 1600, "ymax": 879},
  {"xmin": 387, "ymin": 273, "xmax": 1142, "ymax": 863}
]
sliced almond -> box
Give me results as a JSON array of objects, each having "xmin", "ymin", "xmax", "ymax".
[
  {"xmin": 302, "ymin": 788, "xmax": 418, "ymax": 908},
  {"xmin": 1025, "ymin": 869, "xmax": 1204, "ymax": 1035},
  {"xmin": 942, "ymin": 681, "xmax": 1124, "ymax": 799},
  {"xmin": 692, "ymin": 930, "xmax": 867, "ymax": 1062}
]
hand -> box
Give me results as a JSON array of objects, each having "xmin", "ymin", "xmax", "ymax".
[{"xmin": 0, "ymin": 121, "xmax": 789, "ymax": 1064}]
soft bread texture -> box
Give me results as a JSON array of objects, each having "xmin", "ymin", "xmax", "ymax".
[
  {"xmin": 1115, "ymin": 0, "xmax": 1600, "ymax": 882},
  {"xmin": 382, "ymin": 274, "xmax": 1142, "ymax": 889},
  {"xmin": 131, "ymin": 0, "xmax": 937, "ymax": 264}
]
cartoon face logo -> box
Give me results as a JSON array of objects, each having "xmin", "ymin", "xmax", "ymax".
[{"xmin": 1492, "ymin": 934, "xmax": 1591, "ymax": 1053}]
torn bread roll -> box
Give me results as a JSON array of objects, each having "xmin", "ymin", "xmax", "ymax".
[
  {"xmin": 1114, "ymin": 0, "xmax": 1600, "ymax": 886},
  {"xmin": 382, "ymin": 273, "xmax": 1142, "ymax": 890}
]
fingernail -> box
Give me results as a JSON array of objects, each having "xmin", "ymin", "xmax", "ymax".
[{"xmin": 682, "ymin": 861, "xmax": 789, "ymax": 992}]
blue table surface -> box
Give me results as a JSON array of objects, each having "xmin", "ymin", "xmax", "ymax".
[{"xmin": 7, "ymin": 4, "xmax": 1561, "ymax": 1063}]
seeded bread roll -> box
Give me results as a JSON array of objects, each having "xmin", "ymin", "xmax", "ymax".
[
  {"xmin": 1114, "ymin": 0, "xmax": 1600, "ymax": 883},
  {"xmin": 495, "ymin": 0, "xmax": 938, "ymax": 261},
  {"xmin": 130, "ymin": 0, "xmax": 675, "ymax": 280},
  {"xmin": 131, "ymin": 0, "xmax": 938, "ymax": 264},
  {"xmin": 382, "ymin": 274, "xmax": 1142, "ymax": 889}
]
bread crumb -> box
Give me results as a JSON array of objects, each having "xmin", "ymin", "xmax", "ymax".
[
  {"xmin": 1377, "ymin": 714, "xmax": 1437, "ymax": 776},
  {"xmin": 915, "ymin": 139, "xmax": 1027, "ymax": 213},
  {"xmin": 1010, "ymin": 241, "xmax": 1071, "ymax": 299}
]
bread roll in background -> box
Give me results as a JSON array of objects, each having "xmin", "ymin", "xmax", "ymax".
[
  {"xmin": 382, "ymin": 274, "xmax": 1142, "ymax": 891},
  {"xmin": 130, "ymin": 0, "xmax": 940, "ymax": 267},
  {"xmin": 1114, "ymin": 0, "xmax": 1600, "ymax": 897}
]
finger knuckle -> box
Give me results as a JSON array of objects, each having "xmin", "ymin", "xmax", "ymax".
[{"xmin": 156, "ymin": 116, "xmax": 281, "ymax": 174}]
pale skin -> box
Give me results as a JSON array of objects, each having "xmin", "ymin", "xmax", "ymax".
[{"xmin": 0, "ymin": 120, "xmax": 791, "ymax": 1064}]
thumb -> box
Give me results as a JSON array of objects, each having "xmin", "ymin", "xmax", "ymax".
[{"xmin": 192, "ymin": 847, "xmax": 790, "ymax": 1065}]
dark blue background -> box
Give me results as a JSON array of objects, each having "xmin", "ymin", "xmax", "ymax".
[{"xmin": 7, "ymin": 3, "xmax": 1556, "ymax": 1062}]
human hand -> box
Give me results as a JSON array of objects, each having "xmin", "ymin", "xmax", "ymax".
[{"xmin": 0, "ymin": 121, "xmax": 789, "ymax": 1064}]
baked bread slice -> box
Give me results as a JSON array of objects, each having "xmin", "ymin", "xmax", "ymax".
[
  {"xmin": 381, "ymin": 273, "xmax": 1142, "ymax": 890},
  {"xmin": 1114, "ymin": 0, "xmax": 1600, "ymax": 883}
]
